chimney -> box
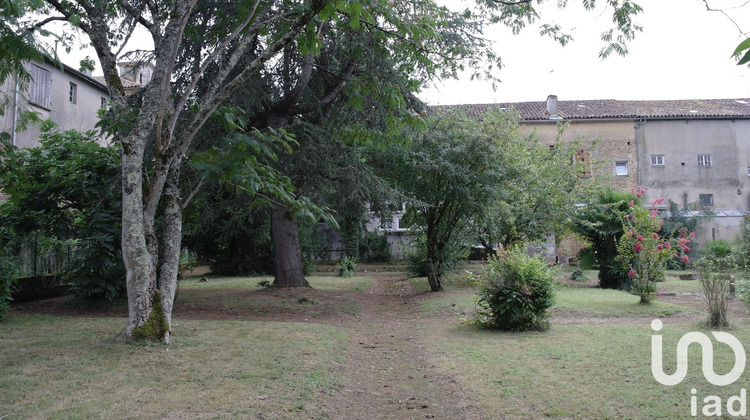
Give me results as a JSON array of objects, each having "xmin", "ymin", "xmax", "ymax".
[{"xmin": 546, "ymin": 95, "xmax": 559, "ymax": 119}]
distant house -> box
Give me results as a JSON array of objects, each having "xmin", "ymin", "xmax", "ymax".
[
  {"xmin": 438, "ymin": 96, "xmax": 750, "ymax": 245},
  {"xmin": 0, "ymin": 56, "xmax": 110, "ymax": 148}
]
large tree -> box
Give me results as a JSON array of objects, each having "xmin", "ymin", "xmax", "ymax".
[
  {"xmin": 21, "ymin": 0, "xmax": 643, "ymax": 341},
  {"xmin": 475, "ymin": 119, "xmax": 593, "ymax": 251},
  {"xmin": 380, "ymin": 110, "xmax": 511, "ymax": 291}
]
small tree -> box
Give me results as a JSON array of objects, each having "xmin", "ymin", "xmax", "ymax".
[
  {"xmin": 469, "ymin": 247, "xmax": 555, "ymax": 332},
  {"xmin": 695, "ymin": 255, "xmax": 733, "ymax": 329},
  {"xmin": 382, "ymin": 110, "xmax": 512, "ymax": 291},
  {"xmin": 570, "ymin": 188, "xmax": 634, "ymax": 289}
]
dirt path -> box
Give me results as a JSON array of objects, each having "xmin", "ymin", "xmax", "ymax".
[{"xmin": 323, "ymin": 272, "xmax": 479, "ymax": 420}]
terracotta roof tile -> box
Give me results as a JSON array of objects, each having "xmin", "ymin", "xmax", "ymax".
[{"xmin": 433, "ymin": 99, "xmax": 750, "ymax": 120}]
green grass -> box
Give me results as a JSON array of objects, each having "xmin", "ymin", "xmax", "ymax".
[
  {"xmin": 416, "ymin": 280, "xmax": 695, "ymax": 319},
  {"xmin": 421, "ymin": 321, "xmax": 750, "ymax": 419},
  {"xmin": 658, "ymin": 278, "xmax": 701, "ymax": 294},
  {"xmin": 0, "ymin": 315, "xmax": 348, "ymax": 419},
  {"xmin": 554, "ymin": 286, "xmax": 697, "ymax": 318},
  {"xmin": 179, "ymin": 275, "xmax": 372, "ymax": 292}
]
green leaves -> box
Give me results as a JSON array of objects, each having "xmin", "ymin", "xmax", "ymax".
[{"xmin": 732, "ymin": 37, "xmax": 750, "ymax": 65}]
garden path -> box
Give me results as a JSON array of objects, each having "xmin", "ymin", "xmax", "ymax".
[{"xmin": 322, "ymin": 271, "xmax": 479, "ymax": 420}]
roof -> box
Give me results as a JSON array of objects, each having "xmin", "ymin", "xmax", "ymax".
[
  {"xmin": 40, "ymin": 55, "xmax": 109, "ymax": 93},
  {"xmin": 93, "ymin": 76, "xmax": 141, "ymax": 89},
  {"xmin": 432, "ymin": 98, "xmax": 750, "ymax": 121}
]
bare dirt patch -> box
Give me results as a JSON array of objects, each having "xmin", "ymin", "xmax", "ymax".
[{"xmin": 322, "ymin": 271, "xmax": 480, "ymax": 420}]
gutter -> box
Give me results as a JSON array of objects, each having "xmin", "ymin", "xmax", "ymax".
[{"xmin": 634, "ymin": 119, "xmax": 646, "ymax": 187}]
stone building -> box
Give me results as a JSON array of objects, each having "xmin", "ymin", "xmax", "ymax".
[
  {"xmin": 440, "ymin": 96, "xmax": 750, "ymax": 244},
  {"xmin": 0, "ymin": 56, "xmax": 110, "ymax": 148}
]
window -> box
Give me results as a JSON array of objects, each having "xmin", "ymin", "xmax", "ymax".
[
  {"xmin": 699, "ymin": 194, "xmax": 714, "ymax": 207},
  {"xmin": 698, "ymin": 154, "xmax": 712, "ymax": 166},
  {"xmin": 650, "ymin": 155, "xmax": 665, "ymax": 166},
  {"xmin": 615, "ymin": 160, "xmax": 628, "ymax": 176},
  {"xmin": 28, "ymin": 64, "xmax": 51, "ymax": 108},
  {"xmin": 69, "ymin": 82, "xmax": 77, "ymax": 104},
  {"xmin": 574, "ymin": 149, "xmax": 592, "ymax": 177},
  {"xmin": 100, "ymin": 97, "xmax": 107, "ymax": 109}
]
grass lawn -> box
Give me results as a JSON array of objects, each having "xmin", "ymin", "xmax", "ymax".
[
  {"xmin": 415, "ymin": 266, "xmax": 750, "ymax": 419},
  {"xmin": 421, "ymin": 321, "xmax": 750, "ymax": 419},
  {"xmin": 0, "ymin": 315, "xmax": 347, "ymax": 419}
]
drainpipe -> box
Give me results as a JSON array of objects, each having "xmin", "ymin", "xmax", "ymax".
[
  {"xmin": 634, "ymin": 119, "xmax": 646, "ymax": 187},
  {"xmin": 11, "ymin": 78, "xmax": 19, "ymax": 146}
]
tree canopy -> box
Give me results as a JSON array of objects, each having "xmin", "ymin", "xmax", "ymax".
[{"xmin": 13, "ymin": 0, "xmax": 645, "ymax": 341}]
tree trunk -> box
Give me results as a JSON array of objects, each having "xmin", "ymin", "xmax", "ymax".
[
  {"xmin": 271, "ymin": 203, "xmax": 309, "ymax": 287},
  {"xmin": 157, "ymin": 164, "xmax": 184, "ymax": 343},
  {"xmin": 426, "ymin": 258, "xmax": 443, "ymax": 292},
  {"xmin": 116, "ymin": 143, "xmax": 160, "ymax": 342}
]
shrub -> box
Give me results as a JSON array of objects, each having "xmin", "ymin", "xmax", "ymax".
[
  {"xmin": 337, "ymin": 256, "xmax": 357, "ymax": 277},
  {"xmin": 696, "ymin": 256, "xmax": 733, "ymax": 329},
  {"xmin": 469, "ymin": 248, "xmax": 555, "ymax": 331},
  {"xmin": 0, "ymin": 253, "xmax": 19, "ymax": 321},
  {"xmin": 702, "ymin": 240, "xmax": 734, "ymax": 261},
  {"xmin": 358, "ymin": 232, "xmax": 392, "ymax": 263}
]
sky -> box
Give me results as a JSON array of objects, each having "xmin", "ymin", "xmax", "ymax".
[
  {"xmin": 58, "ymin": 0, "xmax": 750, "ymax": 106},
  {"xmin": 419, "ymin": 0, "xmax": 750, "ymax": 105}
]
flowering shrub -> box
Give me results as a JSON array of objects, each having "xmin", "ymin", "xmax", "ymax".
[{"xmin": 617, "ymin": 188, "xmax": 691, "ymax": 304}]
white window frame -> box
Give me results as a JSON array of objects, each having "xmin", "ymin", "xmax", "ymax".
[
  {"xmin": 29, "ymin": 64, "xmax": 52, "ymax": 108},
  {"xmin": 615, "ymin": 160, "xmax": 628, "ymax": 176},
  {"xmin": 650, "ymin": 155, "xmax": 665, "ymax": 166},
  {"xmin": 698, "ymin": 154, "xmax": 712, "ymax": 166},
  {"xmin": 69, "ymin": 82, "xmax": 77, "ymax": 104}
]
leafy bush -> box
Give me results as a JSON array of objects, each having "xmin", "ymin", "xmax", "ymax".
[
  {"xmin": 570, "ymin": 269, "xmax": 587, "ymax": 282},
  {"xmin": 0, "ymin": 126, "xmax": 125, "ymax": 300},
  {"xmin": 337, "ymin": 256, "xmax": 357, "ymax": 277},
  {"xmin": 359, "ymin": 232, "xmax": 392, "ymax": 263},
  {"xmin": 0, "ymin": 253, "xmax": 19, "ymax": 321},
  {"xmin": 405, "ymin": 234, "xmax": 466, "ymax": 279},
  {"xmin": 469, "ymin": 248, "xmax": 555, "ymax": 331},
  {"xmin": 696, "ymin": 256, "xmax": 733, "ymax": 329},
  {"xmin": 701, "ymin": 240, "xmax": 734, "ymax": 261}
]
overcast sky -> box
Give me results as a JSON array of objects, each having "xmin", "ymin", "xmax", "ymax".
[{"xmin": 419, "ymin": 0, "xmax": 750, "ymax": 105}]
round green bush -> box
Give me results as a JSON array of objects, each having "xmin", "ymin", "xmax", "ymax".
[{"xmin": 471, "ymin": 248, "xmax": 555, "ymax": 331}]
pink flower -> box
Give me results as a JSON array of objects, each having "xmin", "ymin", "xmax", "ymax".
[
  {"xmin": 657, "ymin": 244, "xmax": 663, "ymax": 250},
  {"xmin": 652, "ymin": 233, "xmax": 659, "ymax": 239},
  {"xmin": 681, "ymin": 255, "xmax": 690, "ymax": 263},
  {"xmin": 628, "ymin": 269, "xmax": 636, "ymax": 278},
  {"xmin": 650, "ymin": 209, "xmax": 658, "ymax": 218},
  {"xmin": 650, "ymin": 198, "xmax": 665, "ymax": 206},
  {"xmin": 624, "ymin": 214, "xmax": 630, "ymax": 220},
  {"xmin": 672, "ymin": 253, "xmax": 678, "ymax": 259},
  {"xmin": 637, "ymin": 235, "xmax": 644, "ymax": 242},
  {"xmin": 665, "ymin": 242, "xmax": 670, "ymax": 249},
  {"xmin": 636, "ymin": 192, "xmax": 642, "ymax": 198},
  {"xmin": 689, "ymin": 232, "xmax": 695, "ymax": 238},
  {"xmin": 682, "ymin": 246, "xmax": 690, "ymax": 252},
  {"xmin": 634, "ymin": 242, "xmax": 643, "ymax": 252},
  {"xmin": 640, "ymin": 188, "xmax": 645, "ymax": 194},
  {"xmin": 628, "ymin": 200, "xmax": 634, "ymax": 207}
]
